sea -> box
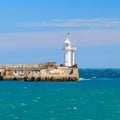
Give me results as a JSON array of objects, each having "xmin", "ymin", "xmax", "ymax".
[{"xmin": 0, "ymin": 69, "xmax": 120, "ymax": 120}]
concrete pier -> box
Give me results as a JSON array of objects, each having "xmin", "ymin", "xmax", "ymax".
[{"xmin": 0, "ymin": 62, "xmax": 79, "ymax": 81}]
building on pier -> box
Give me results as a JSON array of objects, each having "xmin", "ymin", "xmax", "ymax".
[{"xmin": 63, "ymin": 33, "xmax": 76, "ymax": 67}]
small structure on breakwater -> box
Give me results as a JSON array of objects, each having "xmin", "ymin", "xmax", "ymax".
[{"xmin": 0, "ymin": 34, "xmax": 79, "ymax": 81}]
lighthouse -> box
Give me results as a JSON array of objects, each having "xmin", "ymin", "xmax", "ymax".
[{"xmin": 63, "ymin": 33, "xmax": 76, "ymax": 67}]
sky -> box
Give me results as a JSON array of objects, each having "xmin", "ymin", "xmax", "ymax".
[{"xmin": 0, "ymin": 0, "xmax": 120, "ymax": 68}]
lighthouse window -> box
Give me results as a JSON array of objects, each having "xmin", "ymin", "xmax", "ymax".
[{"xmin": 66, "ymin": 44, "xmax": 69, "ymax": 46}]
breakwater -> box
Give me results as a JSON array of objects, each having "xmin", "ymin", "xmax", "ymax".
[{"xmin": 0, "ymin": 62, "xmax": 79, "ymax": 81}]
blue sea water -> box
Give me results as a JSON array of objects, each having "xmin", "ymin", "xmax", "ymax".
[{"xmin": 0, "ymin": 69, "xmax": 120, "ymax": 120}]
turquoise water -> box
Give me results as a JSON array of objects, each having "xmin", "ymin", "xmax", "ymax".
[{"xmin": 0, "ymin": 69, "xmax": 120, "ymax": 120}]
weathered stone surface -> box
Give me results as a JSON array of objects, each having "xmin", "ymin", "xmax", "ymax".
[{"xmin": 0, "ymin": 64, "xmax": 79, "ymax": 81}]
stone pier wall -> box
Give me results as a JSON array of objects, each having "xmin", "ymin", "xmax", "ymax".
[{"xmin": 0, "ymin": 63, "xmax": 79, "ymax": 81}]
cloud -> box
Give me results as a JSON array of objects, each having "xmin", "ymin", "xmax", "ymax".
[
  {"xmin": 71, "ymin": 29, "xmax": 120, "ymax": 47},
  {"xmin": 15, "ymin": 18, "xmax": 120, "ymax": 29},
  {"xmin": 0, "ymin": 32, "xmax": 64, "ymax": 49},
  {"xmin": 4, "ymin": 18, "xmax": 120, "ymax": 49},
  {"xmin": 0, "ymin": 29, "xmax": 120, "ymax": 50}
]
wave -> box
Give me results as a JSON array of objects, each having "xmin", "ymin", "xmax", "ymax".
[
  {"xmin": 79, "ymin": 78, "xmax": 90, "ymax": 81},
  {"xmin": 79, "ymin": 77, "xmax": 120, "ymax": 81}
]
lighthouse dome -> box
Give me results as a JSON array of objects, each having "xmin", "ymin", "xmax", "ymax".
[{"xmin": 64, "ymin": 38, "xmax": 71, "ymax": 44}]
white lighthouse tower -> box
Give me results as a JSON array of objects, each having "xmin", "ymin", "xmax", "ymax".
[
  {"xmin": 63, "ymin": 33, "xmax": 76, "ymax": 67},
  {"xmin": 71, "ymin": 46, "xmax": 76, "ymax": 66}
]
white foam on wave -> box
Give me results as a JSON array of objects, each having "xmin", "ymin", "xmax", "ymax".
[
  {"xmin": 24, "ymin": 86, "xmax": 28, "ymax": 89},
  {"xmin": 92, "ymin": 76, "xmax": 97, "ymax": 78},
  {"xmin": 73, "ymin": 106, "xmax": 77, "ymax": 110},
  {"xmin": 36, "ymin": 97, "xmax": 41, "ymax": 99},
  {"xmin": 20, "ymin": 103, "xmax": 26, "ymax": 107},
  {"xmin": 33, "ymin": 99, "xmax": 38, "ymax": 102},
  {"xmin": 14, "ymin": 116, "xmax": 19, "ymax": 120},
  {"xmin": 79, "ymin": 78, "xmax": 90, "ymax": 81},
  {"xmin": 11, "ymin": 105, "xmax": 15, "ymax": 109},
  {"xmin": 24, "ymin": 110, "xmax": 27, "ymax": 113},
  {"xmin": 33, "ymin": 96, "xmax": 41, "ymax": 102},
  {"xmin": 50, "ymin": 110, "xmax": 54, "ymax": 114}
]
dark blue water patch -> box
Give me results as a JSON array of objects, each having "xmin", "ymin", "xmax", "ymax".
[{"xmin": 79, "ymin": 68, "xmax": 120, "ymax": 79}]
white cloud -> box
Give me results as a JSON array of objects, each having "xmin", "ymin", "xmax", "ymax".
[
  {"xmin": 0, "ymin": 32, "xmax": 64, "ymax": 49},
  {"xmin": 15, "ymin": 18, "xmax": 120, "ymax": 29},
  {"xmin": 0, "ymin": 29, "xmax": 120, "ymax": 50},
  {"xmin": 71, "ymin": 29, "xmax": 120, "ymax": 46}
]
